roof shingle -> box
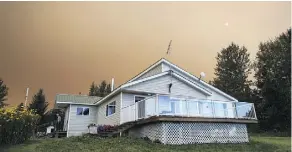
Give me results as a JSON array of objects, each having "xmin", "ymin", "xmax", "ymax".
[{"xmin": 56, "ymin": 94, "xmax": 102, "ymax": 105}]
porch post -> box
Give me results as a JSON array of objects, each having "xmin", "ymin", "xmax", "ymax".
[{"xmin": 156, "ymin": 95, "xmax": 159, "ymax": 116}]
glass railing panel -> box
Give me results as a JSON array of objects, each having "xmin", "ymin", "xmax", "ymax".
[
  {"xmin": 213, "ymin": 102, "xmax": 227, "ymax": 117},
  {"xmin": 145, "ymin": 97, "xmax": 156, "ymax": 117},
  {"xmin": 235, "ymin": 102, "xmax": 256, "ymax": 119},
  {"xmin": 158, "ymin": 95, "xmax": 172, "ymax": 115},
  {"xmin": 199, "ymin": 101, "xmax": 213, "ymax": 117},
  {"xmin": 180, "ymin": 100, "xmax": 188, "ymax": 116},
  {"xmin": 226, "ymin": 102, "xmax": 235, "ymax": 118},
  {"xmin": 187, "ymin": 100, "xmax": 200, "ymax": 116}
]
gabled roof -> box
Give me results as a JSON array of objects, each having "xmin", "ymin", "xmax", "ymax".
[
  {"xmin": 127, "ymin": 58, "xmax": 164, "ymax": 83},
  {"xmin": 56, "ymin": 94, "xmax": 102, "ymax": 105},
  {"xmin": 123, "ymin": 71, "xmax": 213, "ymax": 96},
  {"xmin": 159, "ymin": 59, "xmax": 238, "ymax": 101},
  {"xmin": 95, "ymin": 58, "xmax": 238, "ymax": 105}
]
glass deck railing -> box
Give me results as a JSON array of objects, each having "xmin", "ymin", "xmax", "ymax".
[{"xmin": 120, "ymin": 94, "xmax": 257, "ymax": 124}]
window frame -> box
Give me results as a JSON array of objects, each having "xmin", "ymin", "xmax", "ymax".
[
  {"xmin": 76, "ymin": 107, "xmax": 90, "ymax": 116},
  {"xmin": 134, "ymin": 95, "xmax": 146, "ymax": 103},
  {"xmin": 106, "ymin": 101, "xmax": 116, "ymax": 116}
]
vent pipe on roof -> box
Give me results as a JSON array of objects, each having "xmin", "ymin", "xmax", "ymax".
[
  {"xmin": 24, "ymin": 88, "xmax": 29, "ymax": 108},
  {"xmin": 111, "ymin": 78, "xmax": 114, "ymax": 91}
]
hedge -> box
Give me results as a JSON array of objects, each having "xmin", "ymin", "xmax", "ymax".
[{"xmin": 0, "ymin": 107, "xmax": 40, "ymax": 145}]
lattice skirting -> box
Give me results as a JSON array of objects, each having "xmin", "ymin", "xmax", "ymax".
[{"xmin": 128, "ymin": 122, "xmax": 249, "ymax": 144}]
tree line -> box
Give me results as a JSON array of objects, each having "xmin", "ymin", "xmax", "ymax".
[
  {"xmin": 0, "ymin": 28, "xmax": 290, "ymax": 133},
  {"xmin": 0, "ymin": 80, "xmax": 111, "ymax": 125},
  {"xmin": 210, "ymin": 28, "xmax": 291, "ymax": 133}
]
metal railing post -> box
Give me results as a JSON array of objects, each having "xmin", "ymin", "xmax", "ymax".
[
  {"xmin": 212, "ymin": 100, "xmax": 215, "ymax": 118},
  {"xmin": 156, "ymin": 95, "xmax": 159, "ymax": 116},
  {"xmin": 234, "ymin": 102, "xmax": 238, "ymax": 119},
  {"xmin": 187, "ymin": 99, "xmax": 190, "ymax": 117}
]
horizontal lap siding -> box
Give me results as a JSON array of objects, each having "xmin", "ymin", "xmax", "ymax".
[
  {"xmin": 162, "ymin": 63, "xmax": 232, "ymax": 101},
  {"xmin": 122, "ymin": 93, "xmax": 151, "ymax": 108},
  {"xmin": 97, "ymin": 93, "xmax": 121, "ymax": 125},
  {"xmin": 122, "ymin": 93, "xmax": 135, "ymax": 108},
  {"xmin": 136, "ymin": 63, "xmax": 162, "ymax": 80},
  {"xmin": 68, "ymin": 105, "xmax": 97, "ymax": 137},
  {"xmin": 125, "ymin": 75, "xmax": 207, "ymax": 99}
]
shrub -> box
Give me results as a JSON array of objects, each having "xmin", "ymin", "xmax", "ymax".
[
  {"xmin": 97, "ymin": 125, "xmax": 118, "ymax": 133},
  {"xmin": 0, "ymin": 107, "xmax": 40, "ymax": 145}
]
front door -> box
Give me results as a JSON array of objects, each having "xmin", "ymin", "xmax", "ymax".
[{"xmin": 135, "ymin": 96, "xmax": 146, "ymax": 119}]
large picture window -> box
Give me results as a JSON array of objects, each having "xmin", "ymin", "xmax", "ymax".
[
  {"xmin": 76, "ymin": 107, "xmax": 90, "ymax": 116},
  {"xmin": 106, "ymin": 101, "xmax": 116, "ymax": 116}
]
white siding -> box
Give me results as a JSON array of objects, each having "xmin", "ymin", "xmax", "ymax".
[
  {"xmin": 122, "ymin": 93, "xmax": 135, "ymax": 108},
  {"xmin": 63, "ymin": 106, "xmax": 70, "ymax": 131},
  {"xmin": 97, "ymin": 93, "xmax": 121, "ymax": 125},
  {"xmin": 67, "ymin": 105, "xmax": 97, "ymax": 137},
  {"xmin": 124, "ymin": 75, "xmax": 207, "ymax": 99},
  {"xmin": 121, "ymin": 93, "xmax": 150, "ymax": 108},
  {"xmin": 162, "ymin": 63, "xmax": 232, "ymax": 101},
  {"xmin": 135, "ymin": 63, "xmax": 162, "ymax": 81}
]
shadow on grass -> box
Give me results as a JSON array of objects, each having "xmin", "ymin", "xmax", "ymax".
[
  {"xmin": 1, "ymin": 136, "xmax": 290, "ymax": 152},
  {"xmin": 0, "ymin": 140, "xmax": 42, "ymax": 152}
]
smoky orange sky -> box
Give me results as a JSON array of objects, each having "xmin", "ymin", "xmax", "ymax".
[{"xmin": 0, "ymin": 2, "xmax": 290, "ymax": 109}]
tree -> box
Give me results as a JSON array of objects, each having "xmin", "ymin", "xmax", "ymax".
[
  {"xmin": 89, "ymin": 82, "xmax": 97, "ymax": 96},
  {"xmin": 43, "ymin": 109, "xmax": 65, "ymax": 126},
  {"xmin": 88, "ymin": 81, "xmax": 111, "ymax": 97},
  {"xmin": 211, "ymin": 42, "xmax": 252, "ymax": 102},
  {"xmin": 106, "ymin": 84, "xmax": 111, "ymax": 94},
  {"xmin": 254, "ymin": 28, "xmax": 291, "ymax": 132},
  {"xmin": 98, "ymin": 80, "xmax": 110, "ymax": 97},
  {"xmin": 28, "ymin": 89, "xmax": 49, "ymax": 124},
  {"xmin": 0, "ymin": 78, "xmax": 9, "ymax": 108}
]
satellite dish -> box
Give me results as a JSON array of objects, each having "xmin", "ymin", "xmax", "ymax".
[{"xmin": 200, "ymin": 72, "xmax": 206, "ymax": 78}]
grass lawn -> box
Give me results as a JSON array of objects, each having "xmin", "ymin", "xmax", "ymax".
[{"xmin": 2, "ymin": 135, "xmax": 291, "ymax": 152}]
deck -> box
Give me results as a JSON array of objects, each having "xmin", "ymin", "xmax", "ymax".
[{"xmin": 122, "ymin": 115, "xmax": 257, "ymax": 128}]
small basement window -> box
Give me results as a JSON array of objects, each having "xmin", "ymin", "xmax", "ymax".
[
  {"xmin": 106, "ymin": 101, "xmax": 116, "ymax": 116},
  {"xmin": 76, "ymin": 107, "xmax": 90, "ymax": 116}
]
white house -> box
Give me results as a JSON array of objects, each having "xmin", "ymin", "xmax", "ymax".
[{"xmin": 54, "ymin": 58, "xmax": 257, "ymax": 144}]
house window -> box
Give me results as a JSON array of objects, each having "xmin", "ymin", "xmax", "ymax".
[
  {"xmin": 76, "ymin": 107, "xmax": 90, "ymax": 116},
  {"xmin": 135, "ymin": 96, "xmax": 145, "ymax": 103},
  {"xmin": 106, "ymin": 101, "xmax": 116, "ymax": 116},
  {"xmin": 83, "ymin": 108, "xmax": 89, "ymax": 115}
]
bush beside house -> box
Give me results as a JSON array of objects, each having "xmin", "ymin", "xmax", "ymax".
[{"xmin": 0, "ymin": 107, "xmax": 40, "ymax": 145}]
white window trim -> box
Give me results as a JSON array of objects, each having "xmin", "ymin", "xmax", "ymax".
[{"xmin": 106, "ymin": 101, "xmax": 116, "ymax": 116}]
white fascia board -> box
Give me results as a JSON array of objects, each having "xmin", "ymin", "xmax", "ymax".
[
  {"xmin": 172, "ymin": 73, "xmax": 212, "ymax": 96},
  {"xmin": 94, "ymin": 87, "xmax": 121, "ymax": 105},
  {"xmin": 122, "ymin": 72, "xmax": 169, "ymax": 88},
  {"xmin": 127, "ymin": 59, "xmax": 164, "ymax": 83},
  {"xmin": 162, "ymin": 59, "xmax": 238, "ymax": 101},
  {"xmin": 95, "ymin": 72, "xmax": 168, "ymax": 106},
  {"xmin": 56, "ymin": 102, "xmax": 96, "ymax": 106}
]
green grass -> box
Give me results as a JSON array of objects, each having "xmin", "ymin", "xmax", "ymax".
[{"xmin": 2, "ymin": 135, "xmax": 291, "ymax": 152}]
